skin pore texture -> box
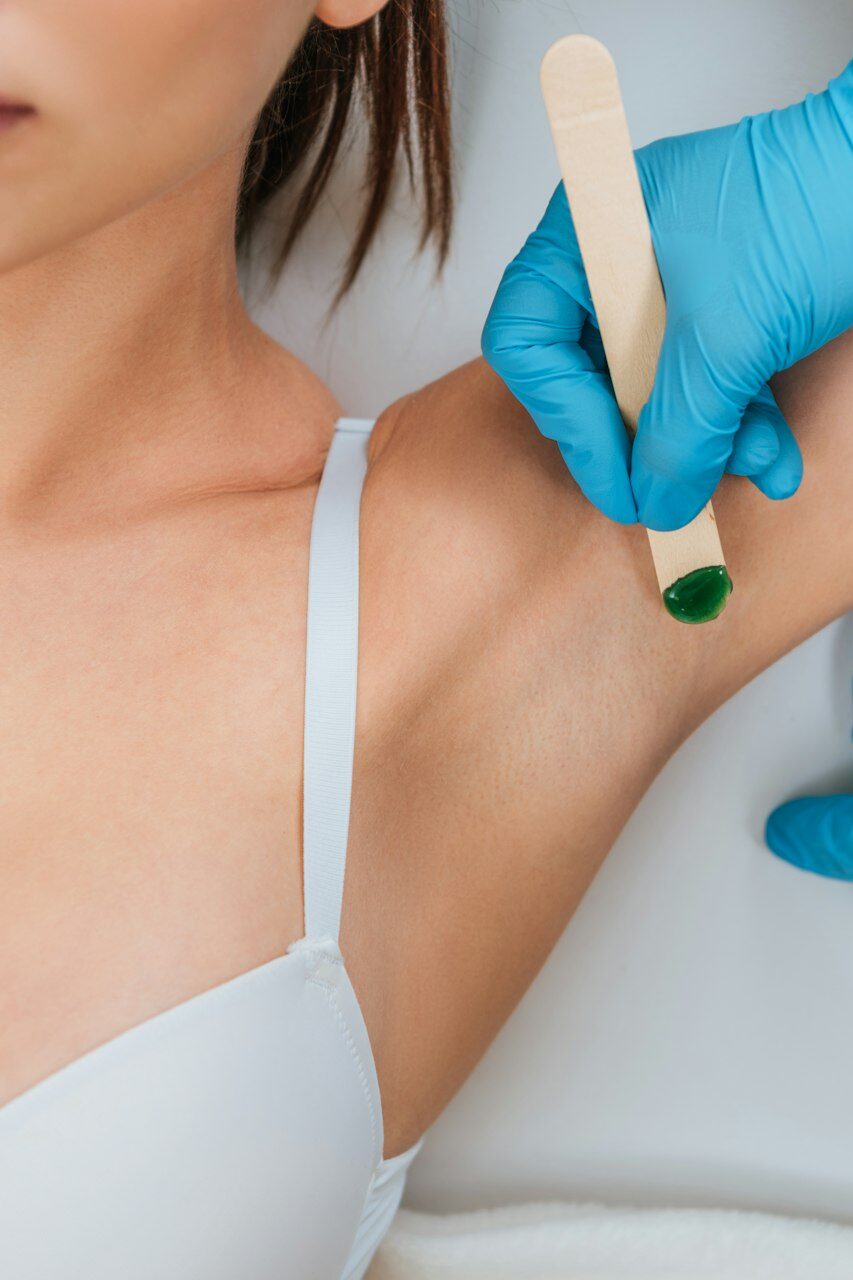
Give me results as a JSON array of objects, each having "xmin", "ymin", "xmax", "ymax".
[{"xmin": 0, "ymin": 3, "xmax": 852, "ymax": 1166}]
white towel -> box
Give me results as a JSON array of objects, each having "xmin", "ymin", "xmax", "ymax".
[{"xmin": 367, "ymin": 1201, "xmax": 853, "ymax": 1280}]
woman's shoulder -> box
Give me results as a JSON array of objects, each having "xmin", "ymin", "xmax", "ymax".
[
  {"xmin": 355, "ymin": 357, "xmax": 595, "ymax": 732},
  {"xmin": 368, "ymin": 356, "xmax": 568, "ymax": 510},
  {"xmin": 356, "ymin": 354, "xmax": 644, "ymax": 744},
  {"xmin": 364, "ymin": 357, "xmax": 605, "ymax": 607},
  {"xmin": 359, "ymin": 356, "xmax": 649, "ymax": 698}
]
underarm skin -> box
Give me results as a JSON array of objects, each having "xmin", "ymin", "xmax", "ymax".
[{"xmin": 356, "ymin": 329, "xmax": 853, "ymax": 1155}]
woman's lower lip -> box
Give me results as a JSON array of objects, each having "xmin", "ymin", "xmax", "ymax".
[{"xmin": 0, "ymin": 106, "xmax": 36, "ymax": 134}]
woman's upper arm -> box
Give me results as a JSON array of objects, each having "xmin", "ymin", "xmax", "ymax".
[{"xmin": 357, "ymin": 334, "xmax": 853, "ymax": 1151}]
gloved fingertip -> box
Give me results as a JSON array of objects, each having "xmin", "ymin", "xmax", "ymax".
[
  {"xmin": 607, "ymin": 504, "xmax": 640, "ymax": 526},
  {"xmin": 765, "ymin": 796, "xmax": 853, "ymax": 881},
  {"xmin": 726, "ymin": 424, "xmax": 780, "ymax": 477},
  {"xmin": 630, "ymin": 435, "xmax": 719, "ymax": 531},
  {"xmin": 633, "ymin": 474, "xmax": 711, "ymax": 532},
  {"xmin": 765, "ymin": 801, "xmax": 810, "ymax": 870},
  {"xmin": 556, "ymin": 441, "xmax": 638, "ymax": 524},
  {"xmin": 748, "ymin": 420, "xmax": 804, "ymax": 502},
  {"xmin": 752, "ymin": 468, "xmax": 803, "ymax": 502}
]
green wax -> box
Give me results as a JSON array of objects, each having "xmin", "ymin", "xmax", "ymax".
[{"xmin": 662, "ymin": 564, "xmax": 733, "ymax": 625}]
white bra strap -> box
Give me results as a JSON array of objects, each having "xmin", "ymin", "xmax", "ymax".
[{"xmin": 302, "ymin": 417, "xmax": 374, "ymax": 943}]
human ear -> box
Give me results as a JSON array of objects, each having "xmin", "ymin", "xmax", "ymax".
[{"xmin": 314, "ymin": 0, "xmax": 390, "ymax": 30}]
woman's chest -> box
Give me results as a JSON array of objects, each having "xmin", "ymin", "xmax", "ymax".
[{"xmin": 0, "ymin": 497, "xmax": 319, "ymax": 1105}]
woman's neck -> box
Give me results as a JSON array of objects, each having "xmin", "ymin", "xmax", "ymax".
[{"xmin": 0, "ymin": 157, "xmax": 334, "ymax": 533}]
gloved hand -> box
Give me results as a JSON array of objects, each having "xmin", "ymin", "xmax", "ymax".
[
  {"xmin": 766, "ymin": 675, "xmax": 853, "ymax": 879},
  {"xmin": 482, "ymin": 61, "xmax": 853, "ymax": 530},
  {"xmin": 766, "ymin": 793, "xmax": 853, "ymax": 879}
]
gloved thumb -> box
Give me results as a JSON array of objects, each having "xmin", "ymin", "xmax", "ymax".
[
  {"xmin": 631, "ymin": 321, "xmax": 746, "ymax": 532},
  {"xmin": 765, "ymin": 794, "xmax": 853, "ymax": 881}
]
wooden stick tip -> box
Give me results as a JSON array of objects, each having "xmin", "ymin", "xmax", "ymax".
[{"xmin": 540, "ymin": 34, "xmax": 616, "ymax": 88}]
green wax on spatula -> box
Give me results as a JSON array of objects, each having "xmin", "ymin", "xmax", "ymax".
[{"xmin": 662, "ymin": 565, "xmax": 733, "ymax": 625}]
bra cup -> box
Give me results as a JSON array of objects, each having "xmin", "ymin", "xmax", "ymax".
[{"xmin": 0, "ymin": 955, "xmax": 379, "ymax": 1280}]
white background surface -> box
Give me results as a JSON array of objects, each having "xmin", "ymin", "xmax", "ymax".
[{"xmin": 243, "ymin": 1, "xmax": 853, "ymax": 1222}]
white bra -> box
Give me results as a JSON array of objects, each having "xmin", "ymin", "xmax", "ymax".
[{"xmin": 0, "ymin": 418, "xmax": 425, "ymax": 1280}]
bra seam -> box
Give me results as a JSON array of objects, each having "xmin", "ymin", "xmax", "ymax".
[{"xmin": 312, "ymin": 978, "xmax": 381, "ymax": 1169}]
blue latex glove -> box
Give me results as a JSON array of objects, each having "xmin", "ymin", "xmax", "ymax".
[
  {"xmin": 482, "ymin": 61, "xmax": 853, "ymax": 530},
  {"xmin": 766, "ymin": 794, "xmax": 853, "ymax": 879},
  {"xmin": 766, "ymin": 677, "xmax": 853, "ymax": 879}
]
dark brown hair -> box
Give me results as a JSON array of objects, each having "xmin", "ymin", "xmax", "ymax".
[{"xmin": 237, "ymin": 1, "xmax": 452, "ymax": 298}]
